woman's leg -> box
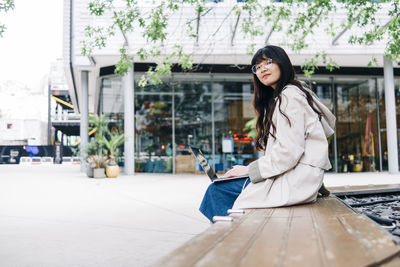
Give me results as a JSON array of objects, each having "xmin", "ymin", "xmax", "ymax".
[{"xmin": 199, "ymin": 178, "xmax": 250, "ymax": 222}]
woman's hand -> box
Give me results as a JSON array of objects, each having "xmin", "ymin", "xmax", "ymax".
[{"xmin": 223, "ymin": 165, "xmax": 249, "ymax": 178}]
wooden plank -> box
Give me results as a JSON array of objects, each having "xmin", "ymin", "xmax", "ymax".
[
  {"xmin": 283, "ymin": 207, "xmax": 323, "ymax": 267},
  {"xmin": 269, "ymin": 206, "xmax": 292, "ymax": 217},
  {"xmin": 379, "ymin": 255, "xmax": 400, "ymax": 267},
  {"xmin": 329, "ymin": 184, "xmax": 400, "ymax": 194},
  {"xmin": 311, "ymin": 198, "xmax": 375, "ymax": 266},
  {"xmin": 290, "ymin": 203, "xmax": 316, "ymax": 216},
  {"xmin": 314, "ymin": 197, "xmax": 355, "ymax": 215},
  {"xmin": 239, "ymin": 206, "xmax": 323, "ymax": 267},
  {"xmin": 238, "ymin": 216, "xmax": 290, "ymax": 266},
  {"xmin": 313, "ymin": 197, "xmax": 400, "ymax": 264},
  {"xmin": 194, "ymin": 209, "xmax": 272, "ymax": 267},
  {"xmin": 339, "ymin": 213, "xmax": 400, "ymax": 265},
  {"xmin": 154, "ymin": 210, "xmax": 255, "ymax": 267},
  {"xmin": 156, "ymin": 196, "xmax": 400, "ymax": 267}
]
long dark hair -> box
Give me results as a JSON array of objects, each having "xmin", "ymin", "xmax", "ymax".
[{"xmin": 252, "ymin": 45, "xmax": 322, "ymax": 150}]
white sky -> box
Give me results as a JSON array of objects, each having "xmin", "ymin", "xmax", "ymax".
[{"xmin": 0, "ymin": 0, "xmax": 63, "ymax": 90}]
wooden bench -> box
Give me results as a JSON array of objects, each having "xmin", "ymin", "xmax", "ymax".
[{"xmin": 155, "ymin": 196, "xmax": 400, "ymax": 267}]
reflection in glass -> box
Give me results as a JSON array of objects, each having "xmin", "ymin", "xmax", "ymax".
[
  {"xmin": 101, "ymin": 78, "xmax": 124, "ymax": 114},
  {"xmin": 213, "ymin": 81, "xmax": 256, "ymax": 172},
  {"xmin": 99, "ymin": 78, "xmax": 124, "ymax": 165},
  {"xmin": 335, "ymin": 79, "xmax": 380, "ymax": 172},
  {"xmin": 135, "ymin": 83, "xmax": 173, "ymax": 173},
  {"xmin": 99, "ymin": 74, "xmax": 394, "ymax": 174},
  {"xmin": 309, "ymin": 81, "xmax": 335, "ymax": 172},
  {"xmin": 174, "ymin": 81, "xmax": 212, "ymax": 173}
]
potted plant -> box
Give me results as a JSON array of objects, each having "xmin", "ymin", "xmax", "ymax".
[
  {"xmin": 84, "ymin": 114, "xmax": 110, "ymax": 178},
  {"xmin": 98, "ymin": 129, "xmax": 124, "ymax": 178},
  {"xmin": 87, "ymin": 154, "xmax": 107, "ymax": 178},
  {"xmin": 84, "ymin": 138, "xmax": 97, "ymax": 177},
  {"xmin": 89, "ymin": 114, "xmax": 110, "ymax": 138}
]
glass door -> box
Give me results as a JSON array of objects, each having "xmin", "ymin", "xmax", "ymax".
[
  {"xmin": 134, "ymin": 83, "xmax": 173, "ymax": 173},
  {"xmin": 212, "ymin": 81, "xmax": 256, "ymax": 172},
  {"xmin": 335, "ymin": 79, "xmax": 380, "ymax": 172},
  {"xmin": 308, "ymin": 80, "xmax": 336, "ymax": 172},
  {"xmin": 174, "ymin": 80, "xmax": 213, "ymax": 173}
]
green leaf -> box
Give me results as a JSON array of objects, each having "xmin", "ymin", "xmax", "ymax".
[
  {"xmin": 243, "ymin": 117, "xmax": 257, "ymax": 139},
  {"xmin": 88, "ymin": 0, "xmax": 112, "ymax": 16},
  {"xmin": 114, "ymin": 46, "xmax": 132, "ymax": 76},
  {"xmin": 81, "ymin": 0, "xmax": 400, "ymax": 86},
  {"xmin": 0, "ymin": 0, "xmax": 15, "ymax": 12},
  {"xmin": 0, "ymin": 0, "xmax": 15, "ymax": 37}
]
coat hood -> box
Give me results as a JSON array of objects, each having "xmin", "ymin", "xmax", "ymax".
[{"xmin": 299, "ymin": 82, "xmax": 336, "ymax": 138}]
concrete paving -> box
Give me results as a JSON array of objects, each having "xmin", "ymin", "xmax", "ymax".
[
  {"xmin": 0, "ymin": 165, "xmax": 400, "ymax": 267},
  {"xmin": 0, "ymin": 165, "xmax": 210, "ymax": 267}
]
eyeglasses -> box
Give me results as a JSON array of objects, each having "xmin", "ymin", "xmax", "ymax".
[{"xmin": 252, "ymin": 58, "xmax": 273, "ymax": 74}]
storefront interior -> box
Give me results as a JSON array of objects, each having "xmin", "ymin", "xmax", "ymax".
[{"xmin": 99, "ymin": 73, "xmax": 400, "ymax": 174}]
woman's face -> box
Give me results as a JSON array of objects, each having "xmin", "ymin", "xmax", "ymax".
[{"xmin": 254, "ymin": 58, "xmax": 281, "ymax": 89}]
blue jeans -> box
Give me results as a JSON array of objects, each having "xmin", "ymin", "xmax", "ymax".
[{"xmin": 199, "ymin": 178, "xmax": 250, "ymax": 222}]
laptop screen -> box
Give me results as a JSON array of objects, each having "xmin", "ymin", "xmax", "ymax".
[{"xmin": 190, "ymin": 147, "xmax": 218, "ymax": 180}]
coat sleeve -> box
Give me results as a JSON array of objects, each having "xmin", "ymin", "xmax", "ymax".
[{"xmin": 248, "ymin": 89, "xmax": 306, "ymax": 183}]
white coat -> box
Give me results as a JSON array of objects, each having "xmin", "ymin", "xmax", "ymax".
[{"xmin": 232, "ymin": 84, "xmax": 336, "ymax": 209}]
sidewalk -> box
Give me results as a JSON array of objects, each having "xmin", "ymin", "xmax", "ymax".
[
  {"xmin": 0, "ymin": 165, "xmax": 399, "ymax": 267},
  {"xmin": 0, "ymin": 165, "xmax": 210, "ymax": 267}
]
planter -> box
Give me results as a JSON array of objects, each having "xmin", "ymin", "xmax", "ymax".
[
  {"xmin": 106, "ymin": 165, "xmax": 120, "ymax": 178},
  {"xmin": 86, "ymin": 167, "xmax": 94, "ymax": 178},
  {"xmin": 93, "ymin": 168, "xmax": 106, "ymax": 178}
]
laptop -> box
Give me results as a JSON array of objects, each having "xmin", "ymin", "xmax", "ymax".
[{"xmin": 190, "ymin": 146, "xmax": 249, "ymax": 183}]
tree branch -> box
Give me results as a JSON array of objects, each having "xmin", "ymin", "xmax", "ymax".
[
  {"xmin": 265, "ymin": 12, "xmax": 281, "ymax": 45},
  {"xmin": 231, "ymin": 12, "xmax": 241, "ymax": 46},
  {"xmin": 332, "ymin": 10, "xmax": 362, "ymax": 45}
]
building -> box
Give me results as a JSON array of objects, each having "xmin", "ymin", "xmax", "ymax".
[
  {"xmin": 0, "ymin": 80, "xmax": 48, "ymax": 146},
  {"xmin": 63, "ymin": 0, "xmax": 399, "ymax": 174},
  {"xmin": 49, "ymin": 59, "xmax": 80, "ymax": 147}
]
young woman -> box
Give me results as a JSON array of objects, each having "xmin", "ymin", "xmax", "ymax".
[{"xmin": 199, "ymin": 45, "xmax": 336, "ymax": 222}]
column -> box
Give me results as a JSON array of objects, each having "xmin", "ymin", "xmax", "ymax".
[
  {"xmin": 48, "ymin": 84, "xmax": 52, "ymax": 145},
  {"xmin": 383, "ymin": 56, "xmax": 399, "ymax": 174},
  {"xmin": 172, "ymin": 78, "xmax": 176, "ymax": 174},
  {"xmin": 123, "ymin": 64, "xmax": 135, "ymax": 175},
  {"xmin": 80, "ymin": 71, "xmax": 89, "ymax": 172}
]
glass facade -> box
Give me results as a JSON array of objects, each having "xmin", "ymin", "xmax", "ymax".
[
  {"xmin": 174, "ymin": 79, "xmax": 212, "ymax": 173},
  {"xmin": 333, "ymin": 78, "xmax": 380, "ymax": 172},
  {"xmin": 100, "ymin": 73, "xmax": 400, "ymax": 174},
  {"xmin": 99, "ymin": 77, "xmax": 125, "ymax": 129},
  {"xmin": 135, "ymin": 83, "xmax": 173, "ymax": 173},
  {"xmin": 211, "ymin": 79, "xmax": 255, "ymax": 172}
]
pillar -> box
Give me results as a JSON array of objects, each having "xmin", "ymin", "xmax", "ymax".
[
  {"xmin": 383, "ymin": 56, "xmax": 399, "ymax": 174},
  {"xmin": 80, "ymin": 70, "xmax": 89, "ymax": 172},
  {"xmin": 123, "ymin": 64, "xmax": 135, "ymax": 175}
]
